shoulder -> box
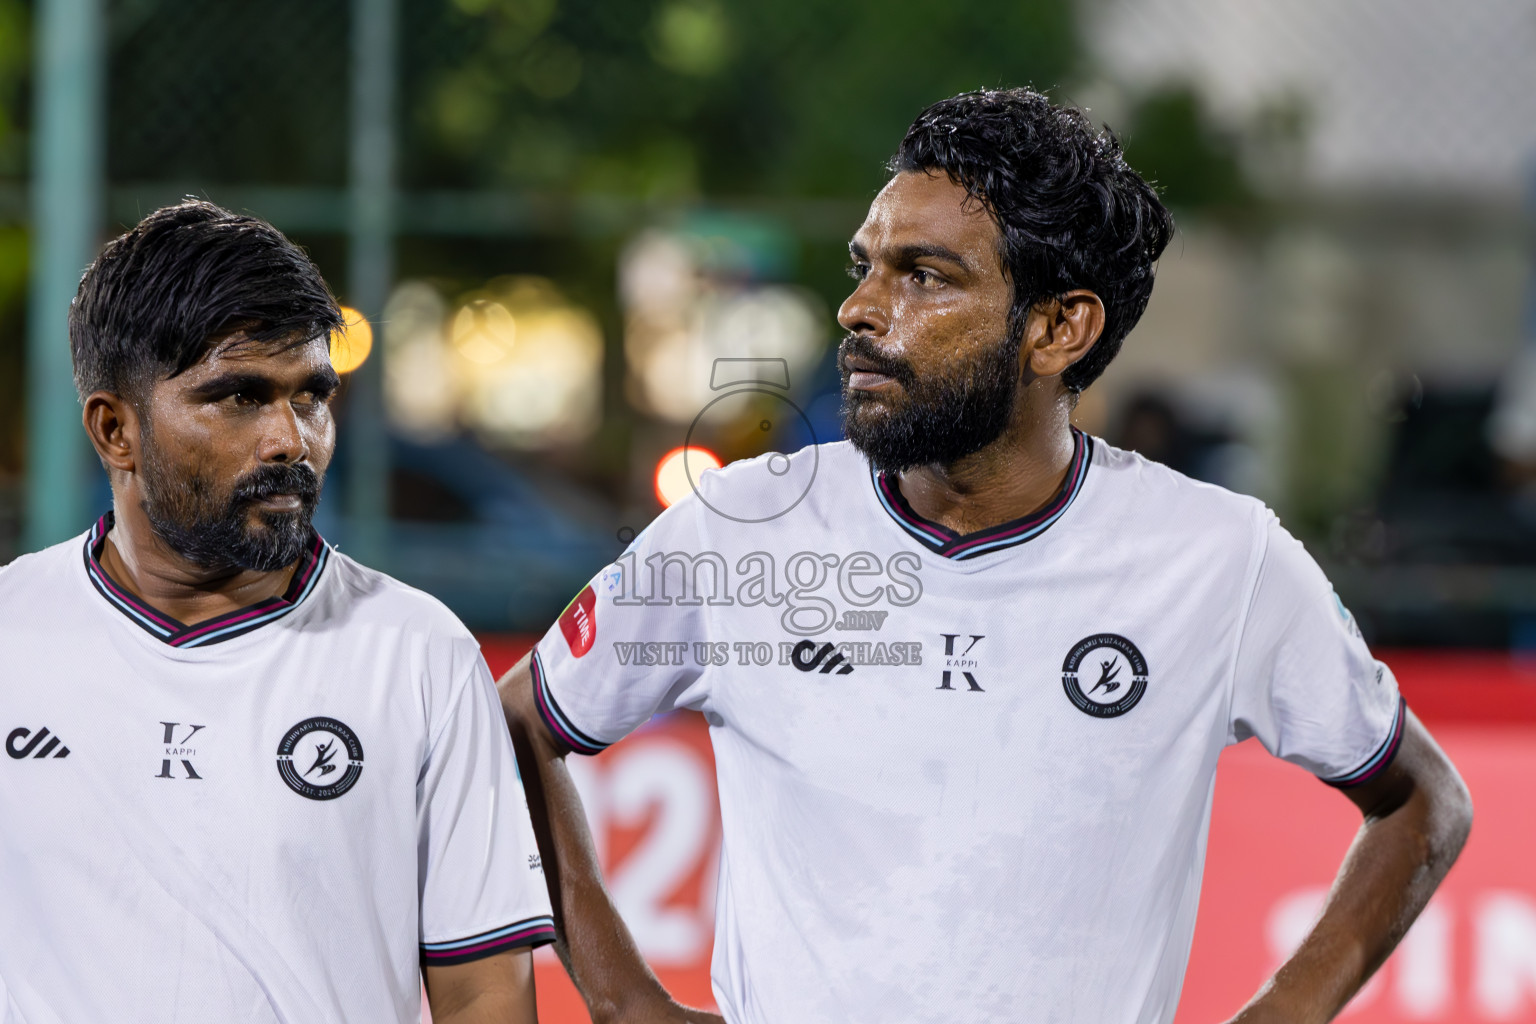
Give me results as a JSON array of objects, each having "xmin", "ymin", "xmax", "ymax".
[
  {"xmin": 693, "ymin": 440, "xmax": 849, "ymax": 493},
  {"xmin": 0, "ymin": 534, "xmax": 88, "ymax": 605},
  {"xmin": 307, "ymin": 551, "xmax": 490, "ymax": 725},
  {"xmin": 693, "ymin": 439, "xmax": 862, "ymax": 507},
  {"xmin": 1084, "ymin": 437, "xmax": 1270, "ymax": 547},
  {"xmin": 652, "ymin": 440, "xmax": 859, "ymax": 538},
  {"xmin": 308, "ymin": 547, "xmax": 479, "ymax": 652}
]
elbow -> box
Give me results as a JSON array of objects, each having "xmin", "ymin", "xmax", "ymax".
[
  {"xmin": 1428, "ymin": 763, "xmax": 1474, "ymax": 871},
  {"xmin": 1446, "ymin": 771, "xmax": 1474, "ymax": 852}
]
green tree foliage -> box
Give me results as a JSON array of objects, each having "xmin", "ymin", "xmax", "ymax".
[
  {"xmin": 0, "ymin": 0, "xmax": 28, "ymax": 477},
  {"xmin": 0, "ymin": 0, "xmax": 1266, "ymax": 483},
  {"xmin": 404, "ymin": 0, "xmax": 1080, "ymax": 198},
  {"xmin": 0, "ymin": 0, "xmax": 26, "ymax": 178},
  {"xmin": 1119, "ymin": 83, "xmax": 1253, "ymax": 213},
  {"xmin": 108, "ymin": 0, "xmax": 348, "ymax": 185}
]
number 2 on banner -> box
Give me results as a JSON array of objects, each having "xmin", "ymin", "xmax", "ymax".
[{"xmin": 568, "ymin": 726, "xmax": 721, "ymax": 966}]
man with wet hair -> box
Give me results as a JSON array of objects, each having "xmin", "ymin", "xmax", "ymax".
[
  {"xmin": 0, "ymin": 201, "xmax": 551, "ymax": 1022},
  {"xmin": 500, "ymin": 88, "xmax": 1471, "ymax": 1024}
]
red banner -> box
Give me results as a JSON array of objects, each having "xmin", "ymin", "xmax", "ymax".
[
  {"xmin": 479, "ymin": 637, "xmax": 720, "ymax": 1021},
  {"xmin": 1178, "ymin": 725, "xmax": 1536, "ymax": 1023},
  {"xmin": 474, "ymin": 640, "xmax": 1536, "ymax": 1023},
  {"xmin": 530, "ymin": 713, "xmax": 722, "ymax": 1021}
]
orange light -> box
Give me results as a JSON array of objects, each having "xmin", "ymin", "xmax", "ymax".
[
  {"xmin": 330, "ymin": 307, "xmax": 374, "ymax": 374},
  {"xmin": 655, "ymin": 446, "xmax": 721, "ymax": 508}
]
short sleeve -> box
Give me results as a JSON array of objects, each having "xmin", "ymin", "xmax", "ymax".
[
  {"xmin": 418, "ymin": 654, "xmax": 555, "ymax": 966},
  {"xmin": 1229, "ymin": 513, "xmax": 1405, "ymax": 787},
  {"xmin": 531, "ymin": 495, "xmax": 714, "ymax": 755}
]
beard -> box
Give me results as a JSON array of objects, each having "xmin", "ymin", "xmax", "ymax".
[
  {"xmin": 138, "ymin": 429, "xmax": 323, "ymax": 574},
  {"xmin": 839, "ymin": 328, "xmax": 1025, "ymax": 476}
]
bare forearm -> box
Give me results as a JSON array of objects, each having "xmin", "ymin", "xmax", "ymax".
[
  {"xmin": 1230, "ymin": 716, "xmax": 1471, "ymax": 1024},
  {"xmin": 499, "ymin": 654, "xmax": 722, "ymax": 1024},
  {"xmin": 526, "ymin": 734, "xmax": 665, "ymax": 1018},
  {"xmin": 1234, "ymin": 801, "xmax": 1449, "ymax": 1021}
]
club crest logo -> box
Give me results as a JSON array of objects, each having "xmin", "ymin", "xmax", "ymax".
[
  {"xmin": 559, "ymin": 584, "xmax": 598, "ymax": 658},
  {"xmin": 1062, "ymin": 633, "xmax": 1148, "ymax": 718},
  {"xmin": 277, "ymin": 717, "xmax": 364, "ymax": 800}
]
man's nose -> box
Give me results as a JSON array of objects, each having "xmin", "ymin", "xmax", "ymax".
[
  {"xmin": 837, "ymin": 274, "xmax": 890, "ymax": 338},
  {"xmin": 257, "ymin": 403, "xmax": 307, "ymax": 464}
]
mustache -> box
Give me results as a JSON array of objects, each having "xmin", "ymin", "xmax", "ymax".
[
  {"xmin": 231, "ymin": 462, "xmax": 322, "ymax": 507},
  {"xmin": 838, "ymin": 333, "xmax": 916, "ymax": 386}
]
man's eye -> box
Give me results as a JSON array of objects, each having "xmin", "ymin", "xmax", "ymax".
[
  {"xmin": 228, "ymin": 393, "xmax": 259, "ymax": 407},
  {"xmin": 913, "ymin": 268, "xmax": 942, "ymax": 287},
  {"xmin": 847, "ymin": 262, "xmax": 869, "ymax": 281}
]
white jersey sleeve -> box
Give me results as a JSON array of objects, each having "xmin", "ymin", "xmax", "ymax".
[
  {"xmin": 418, "ymin": 650, "xmax": 555, "ymax": 966},
  {"xmin": 531, "ymin": 495, "xmax": 713, "ymax": 755},
  {"xmin": 1229, "ymin": 512, "xmax": 1405, "ymax": 786}
]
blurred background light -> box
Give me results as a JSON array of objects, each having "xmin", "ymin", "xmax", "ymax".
[
  {"xmin": 383, "ymin": 276, "xmax": 602, "ymax": 451},
  {"xmin": 383, "ymin": 281, "xmax": 456, "ymax": 441},
  {"xmin": 2, "ymin": 0, "xmax": 1534, "ymax": 650},
  {"xmin": 452, "ymin": 297, "xmax": 518, "ymax": 366},
  {"xmin": 655, "ymin": 445, "xmax": 720, "ymax": 508},
  {"xmin": 329, "ymin": 306, "xmax": 373, "ymax": 374},
  {"xmin": 621, "ymin": 224, "xmax": 824, "ymax": 425}
]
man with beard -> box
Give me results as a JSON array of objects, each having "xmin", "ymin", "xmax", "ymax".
[
  {"xmin": 0, "ymin": 201, "xmax": 552, "ymax": 1022},
  {"xmin": 500, "ymin": 89, "xmax": 1471, "ymax": 1024}
]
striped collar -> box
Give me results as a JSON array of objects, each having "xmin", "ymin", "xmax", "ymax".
[
  {"xmin": 82, "ymin": 511, "xmax": 330, "ymax": 648},
  {"xmin": 870, "ymin": 429, "xmax": 1094, "ymax": 561}
]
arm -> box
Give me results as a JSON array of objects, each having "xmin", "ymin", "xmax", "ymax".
[
  {"xmin": 499, "ymin": 652, "xmax": 725, "ymax": 1024},
  {"xmin": 425, "ymin": 949, "xmax": 537, "ymax": 1024},
  {"xmin": 1226, "ymin": 710, "xmax": 1472, "ymax": 1024}
]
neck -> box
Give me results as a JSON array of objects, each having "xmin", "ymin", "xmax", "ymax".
[
  {"xmin": 895, "ymin": 382, "xmax": 1078, "ymax": 536},
  {"xmin": 99, "ymin": 491, "xmax": 299, "ymax": 626}
]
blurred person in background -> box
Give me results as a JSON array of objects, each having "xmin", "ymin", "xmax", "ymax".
[
  {"xmin": 0, "ymin": 201, "xmax": 550, "ymax": 1023},
  {"xmin": 499, "ymin": 89, "xmax": 1471, "ymax": 1024},
  {"xmin": 1112, "ymin": 391, "xmax": 1233, "ymax": 483}
]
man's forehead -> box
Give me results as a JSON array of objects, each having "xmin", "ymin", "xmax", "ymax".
[
  {"xmin": 187, "ymin": 331, "xmax": 330, "ymax": 375},
  {"xmin": 853, "ymin": 170, "xmax": 999, "ymax": 255}
]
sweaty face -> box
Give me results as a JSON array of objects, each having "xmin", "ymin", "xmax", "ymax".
[
  {"xmin": 838, "ymin": 328, "xmax": 1022, "ymax": 476},
  {"xmin": 137, "ymin": 335, "xmax": 339, "ymax": 572},
  {"xmin": 837, "ymin": 171, "xmax": 1021, "ymax": 475}
]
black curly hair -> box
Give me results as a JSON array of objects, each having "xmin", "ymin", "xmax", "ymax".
[
  {"xmin": 70, "ymin": 199, "xmax": 343, "ymax": 404},
  {"xmin": 890, "ymin": 88, "xmax": 1174, "ymax": 392}
]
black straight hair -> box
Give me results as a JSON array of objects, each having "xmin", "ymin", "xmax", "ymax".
[{"xmin": 70, "ymin": 199, "xmax": 343, "ymax": 403}]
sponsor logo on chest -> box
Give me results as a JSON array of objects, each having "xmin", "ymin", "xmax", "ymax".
[
  {"xmin": 139, "ymin": 717, "xmax": 369, "ymax": 799},
  {"xmin": 155, "ymin": 721, "xmax": 205, "ymax": 779},
  {"xmin": 1061, "ymin": 633, "xmax": 1150, "ymax": 718},
  {"xmin": 5, "ymin": 726, "xmax": 71, "ymax": 759},
  {"xmin": 919, "ymin": 630, "xmax": 1152, "ymax": 718},
  {"xmin": 938, "ymin": 633, "xmax": 986, "ymax": 692},
  {"xmin": 276, "ymin": 717, "xmax": 365, "ymax": 801}
]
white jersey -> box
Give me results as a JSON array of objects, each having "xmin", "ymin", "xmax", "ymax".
[
  {"xmin": 532, "ymin": 432, "xmax": 1403, "ymax": 1024},
  {"xmin": 0, "ymin": 514, "xmax": 553, "ymax": 1024}
]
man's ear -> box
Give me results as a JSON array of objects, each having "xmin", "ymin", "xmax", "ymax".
[
  {"xmin": 82, "ymin": 391, "xmax": 140, "ymax": 473},
  {"xmin": 1021, "ymin": 289, "xmax": 1106, "ymax": 383}
]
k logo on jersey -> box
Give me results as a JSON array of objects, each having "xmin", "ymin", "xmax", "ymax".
[
  {"xmin": 277, "ymin": 717, "xmax": 364, "ymax": 800},
  {"xmin": 1062, "ymin": 634, "xmax": 1148, "ymax": 718},
  {"xmin": 156, "ymin": 721, "xmax": 205, "ymax": 779},
  {"xmin": 938, "ymin": 633, "xmax": 985, "ymax": 692}
]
